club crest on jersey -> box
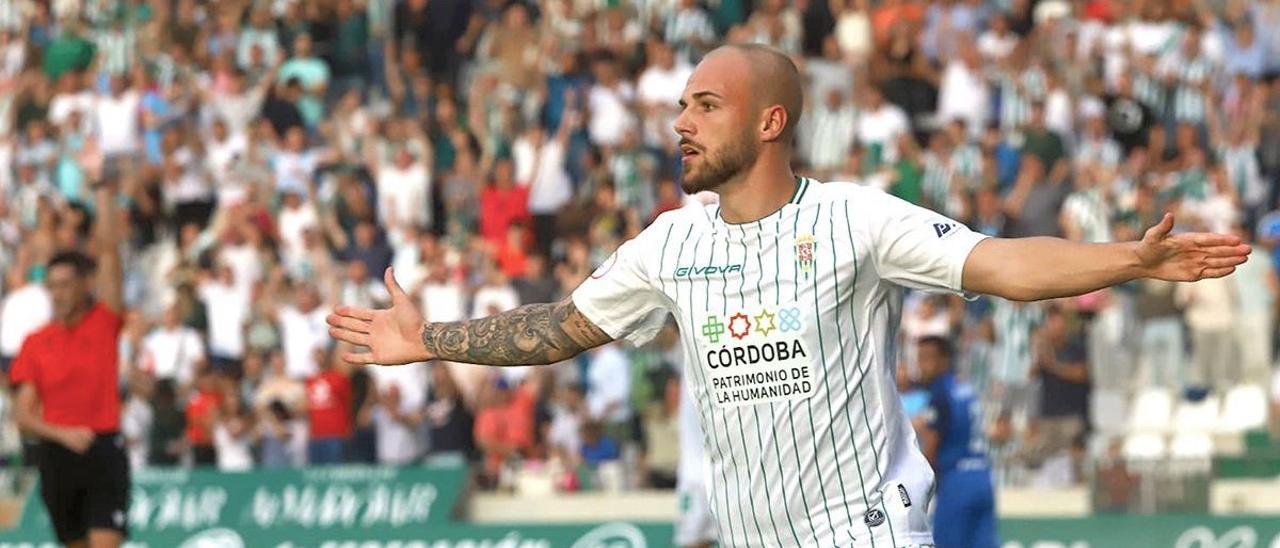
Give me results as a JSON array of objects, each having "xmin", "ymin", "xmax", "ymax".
[{"xmin": 795, "ymin": 234, "xmax": 817, "ymax": 278}]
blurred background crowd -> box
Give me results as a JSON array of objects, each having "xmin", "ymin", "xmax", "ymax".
[{"xmin": 0, "ymin": 0, "xmax": 1278, "ymax": 502}]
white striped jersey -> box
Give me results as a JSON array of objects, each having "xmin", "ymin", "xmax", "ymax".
[{"xmin": 573, "ymin": 177, "xmax": 989, "ymax": 547}]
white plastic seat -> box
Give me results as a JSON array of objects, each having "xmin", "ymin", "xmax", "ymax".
[
  {"xmin": 1129, "ymin": 387, "xmax": 1174, "ymax": 434},
  {"xmin": 1217, "ymin": 384, "xmax": 1268, "ymax": 433},
  {"xmin": 1173, "ymin": 394, "xmax": 1221, "ymax": 434},
  {"xmin": 1122, "ymin": 432, "xmax": 1167, "ymax": 463},
  {"xmin": 1169, "ymin": 432, "xmax": 1214, "ymax": 461}
]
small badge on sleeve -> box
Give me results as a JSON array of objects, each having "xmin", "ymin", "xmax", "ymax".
[{"xmin": 864, "ymin": 509, "xmax": 886, "ymax": 527}]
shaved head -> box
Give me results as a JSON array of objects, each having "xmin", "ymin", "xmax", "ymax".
[
  {"xmin": 673, "ymin": 44, "xmax": 805, "ymax": 194},
  {"xmin": 715, "ymin": 44, "xmax": 805, "ymax": 142}
]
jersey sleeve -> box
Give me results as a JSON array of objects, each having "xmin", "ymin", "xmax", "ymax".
[
  {"xmin": 7, "ymin": 336, "xmax": 38, "ymax": 387},
  {"xmin": 868, "ymin": 191, "xmax": 989, "ymax": 296},
  {"xmin": 571, "ymin": 226, "xmax": 672, "ymax": 347}
]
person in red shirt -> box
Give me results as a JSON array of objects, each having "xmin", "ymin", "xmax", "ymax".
[
  {"xmin": 306, "ymin": 346, "xmax": 353, "ymax": 464},
  {"xmin": 10, "ymin": 180, "xmax": 130, "ymax": 547},
  {"xmin": 478, "ymin": 158, "xmax": 531, "ymax": 248},
  {"xmin": 473, "ymin": 376, "xmax": 536, "ymax": 486},
  {"xmin": 494, "ymin": 223, "xmax": 530, "ymax": 280},
  {"xmin": 185, "ymin": 369, "xmax": 222, "ymax": 466}
]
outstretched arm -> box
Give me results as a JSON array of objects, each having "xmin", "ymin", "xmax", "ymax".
[
  {"xmin": 327, "ymin": 268, "xmax": 614, "ymax": 366},
  {"xmin": 962, "ymin": 213, "xmax": 1251, "ymax": 302}
]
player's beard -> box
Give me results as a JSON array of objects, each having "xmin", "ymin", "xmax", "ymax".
[{"xmin": 680, "ymin": 132, "xmax": 758, "ymax": 194}]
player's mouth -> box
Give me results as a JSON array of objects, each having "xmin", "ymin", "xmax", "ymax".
[{"xmin": 680, "ymin": 142, "xmax": 701, "ymax": 162}]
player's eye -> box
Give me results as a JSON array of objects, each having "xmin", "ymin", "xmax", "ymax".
[{"xmin": 702, "ymin": 103, "xmax": 715, "ymax": 112}]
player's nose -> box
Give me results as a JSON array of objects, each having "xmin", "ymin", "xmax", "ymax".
[{"xmin": 673, "ymin": 111, "xmax": 695, "ymax": 138}]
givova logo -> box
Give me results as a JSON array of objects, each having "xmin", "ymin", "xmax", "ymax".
[
  {"xmin": 674, "ymin": 264, "xmax": 743, "ymax": 277},
  {"xmin": 570, "ymin": 522, "xmax": 648, "ymax": 548}
]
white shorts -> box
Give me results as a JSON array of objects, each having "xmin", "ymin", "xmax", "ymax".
[{"xmin": 675, "ymin": 483, "xmax": 718, "ymax": 547}]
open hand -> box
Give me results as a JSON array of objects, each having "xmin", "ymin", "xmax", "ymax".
[
  {"xmin": 1135, "ymin": 213, "xmax": 1251, "ymax": 282},
  {"xmin": 326, "ymin": 268, "xmax": 431, "ymax": 365}
]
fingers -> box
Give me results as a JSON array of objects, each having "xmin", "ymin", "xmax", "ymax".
[
  {"xmin": 341, "ymin": 351, "xmax": 374, "ymax": 365},
  {"xmin": 385, "ymin": 267, "xmax": 409, "ymax": 302},
  {"xmin": 328, "ymin": 326, "xmax": 371, "ymax": 347},
  {"xmin": 1199, "ymin": 244, "xmax": 1252, "ymax": 257},
  {"xmin": 326, "ymin": 314, "xmax": 371, "ymax": 334},
  {"xmin": 1190, "ymin": 233, "xmax": 1243, "ymax": 247},
  {"xmin": 1204, "ymin": 255, "xmax": 1249, "ymax": 268},
  {"xmin": 333, "ymin": 306, "xmax": 376, "ymax": 321},
  {"xmin": 1144, "ymin": 213, "xmax": 1174, "ymax": 242},
  {"xmin": 1200, "ymin": 266, "xmax": 1237, "ymax": 279}
]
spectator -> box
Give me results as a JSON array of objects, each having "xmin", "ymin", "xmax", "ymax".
[
  {"xmin": 665, "ymin": 0, "xmax": 717, "ymax": 63},
  {"xmin": 419, "ymin": 261, "xmax": 467, "ymax": 324},
  {"xmin": 856, "ymin": 85, "xmax": 910, "ymax": 167},
  {"xmin": 515, "ymin": 114, "xmax": 576, "ymax": 254},
  {"xmin": 186, "ymin": 368, "xmax": 222, "ymax": 466},
  {"xmin": 424, "ymin": 364, "xmax": 475, "ymax": 461},
  {"xmin": 471, "ymin": 264, "xmax": 520, "ymax": 320},
  {"xmin": 1177, "ymin": 269, "xmax": 1240, "ymax": 393},
  {"xmin": 546, "ymin": 383, "xmax": 585, "ymax": 477},
  {"xmin": 120, "ymin": 372, "xmax": 153, "ymax": 471},
  {"xmin": 372, "ymin": 147, "xmax": 432, "ymax": 232},
  {"xmin": 637, "ymin": 40, "xmax": 692, "ymax": 156},
  {"xmin": 344, "ymin": 221, "xmax": 394, "ymax": 278},
  {"xmin": 305, "ymin": 348, "xmax": 352, "ymax": 465},
  {"xmin": 276, "ymin": 284, "xmax": 329, "ymax": 380},
  {"xmin": 1024, "ymin": 307, "xmax": 1090, "ymax": 475},
  {"xmin": 513, "ymin": 254, "xmax": 559, "ymax": 305},
  {"xmin": 1231, "ymin": 226, "xmax": 1277, "ymax": 388},
  {"xmin": 474, "ymin": 376, "xmax": 536, "ymax": 488},
  {"xmin": 587, "ymin": 54, "xmax": 637, "ymax": 149},
  {"xmin": 259, "ymin": 400, "xmax": 307, "ymax": 468},
  {"xmin": 148, "ymin": 379, "xmax": 185, "ymax": 467},
  {"xmin": 936, "ymin": 39, "xmax": 990, "ymax": 138},
  {"xmin": 479, "ymin": 158, "xmax": 531, "ymax": 248},
  {"xmin": 373, "ymin": 384, "xmax": 423, "ymax": 465},
  {"xmin": 801, "ymin": 88, "xmax": 859, "ymax": 176},
  {"xmin": 198, "ymin": 263, "xmax": 249, "ymax": 377},
  {"xmin": 277, "ymin": 34, "xmax": 330, "ymax": 129},
  {"xmin": 212, "ymin": 389, "xmax": 253, "ymax": 471},
  {"xmin": 1003, "ymin": 156, "xmax": 1070, "ymax": 238},
  {"xmin": 1135, "ymin": 279, "xmax": 1185, "ymax": 390},
  {"xmin": 579, "ymin": 420, "xmax": 621, "ymax": 471},
  {"xmin": 640, "ymin": 376, "xmax": 680, "ymax": 488},
  {"xmin": 0, "ymin": 261, "xmax": 51, "ymax": 372},
  {"xmin": 585, "ymin": 343, "xmax": 634, "ymax": 443},
  {"xmin": 141, "ymin": 302, "xmax": 206, "ymax": 392}
]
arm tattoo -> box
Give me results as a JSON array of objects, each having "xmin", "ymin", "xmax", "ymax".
[{"xmin": 419, "ymin": 299, "xmax": 614, "ymax": 366}]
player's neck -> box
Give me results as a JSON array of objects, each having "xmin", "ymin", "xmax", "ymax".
[
  {"xmin": 716, "ymin": 156, "xmax": 796, "ymax": 224},
  {"xmin": 58, "ymin": 299, "xmax": 93, "ymax": 326}
]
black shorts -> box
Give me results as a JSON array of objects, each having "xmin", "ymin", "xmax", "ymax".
[{"xmin": 37, "ymin": 433, "xmax": 130, "ymax": 543}]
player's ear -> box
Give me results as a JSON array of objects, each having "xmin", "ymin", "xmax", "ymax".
[{"xmin": 760, "ymin": 105, "xmax": 787, "ymax": 142}]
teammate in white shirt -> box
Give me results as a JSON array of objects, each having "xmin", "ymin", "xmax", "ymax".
[{"xmin": 327, "ymin": 44, "xmax": 1251, "ymax": 547}]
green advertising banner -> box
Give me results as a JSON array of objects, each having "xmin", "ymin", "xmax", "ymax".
[
  {"xmin": 0, "ymin": 465, "xmax": 676, "ymax": 548},
  {"xmin": 0, "ymin": 466, "xmax": 1276, "ymax": 548},
  {"xmin": 1000, "ymin": 515, "xmax": 1280, "ymax": 548}
]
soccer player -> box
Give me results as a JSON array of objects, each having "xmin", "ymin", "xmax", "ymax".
[
  {"xmin": 913, "ymin": 336, "xmax": 996, "ymax": 548},
  {"xmin": 327, "ymin": 44, "xmax": 1250, "ymax": 546},
  {"xmin": 10, "ymin": 179, "xmax": 129, "ymax": 548}
]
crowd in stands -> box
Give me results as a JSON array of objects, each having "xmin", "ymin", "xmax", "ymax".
[{"xmin": 0, "ymin": 0, "xmax": 1279, "ymax": 495}]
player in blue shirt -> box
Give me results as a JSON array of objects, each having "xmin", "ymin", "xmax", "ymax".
[{"xmin": 913, "ymin": 335, "xmax": 997, "ymax": 548}]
